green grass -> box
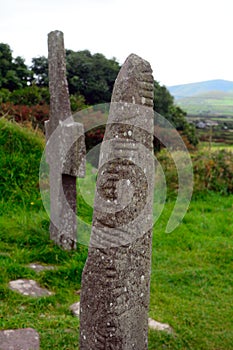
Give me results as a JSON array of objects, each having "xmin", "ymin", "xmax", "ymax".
[
  {"xmin": 1, "ymin": 118, "xmax": 233, "ymax": 349},
  {"xmin": 150, "ymin": 194, "xmax": 233, "ymax": 349},
  {"xmin": 1, "ymin": 194, "xmax": 233, "ymax": 349}
]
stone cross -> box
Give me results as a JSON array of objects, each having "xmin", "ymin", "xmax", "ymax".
[
  {"xmin": 80, "ymin": 54, "xmax": 154, "ymax": 349},
  {"xmin": 45, "ymin": 30, "xmax": 85, "ymax": 250}
]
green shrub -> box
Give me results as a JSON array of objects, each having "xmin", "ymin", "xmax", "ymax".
[
  {"xmin": 0, "ymin": 88, "xmax": 11, "ymax": 103},
  {"xmin": 157, "ymin": 149, "xmax": 233, "ymax": 197},
  {"xmin": 193, "ymin": 150, "xmax": 233, "ymax": 194},
  {"xmin": 70, "ymin": 94, "xmax": 87, "ymax": 112}
]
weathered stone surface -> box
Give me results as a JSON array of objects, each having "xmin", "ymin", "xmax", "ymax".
[
  {"xmin": 72, "ymin": 302, "xmax": 174, "ymax": 335},
  {"xmin": 0, "ymin": 328, "xmax": 39, "ymax": 350},
  {"xmin": 60, "ymin": 121, "xmax": 86, "ymax": 178},
  {"xmin": 27, "ymin": 263, "xmax": 56, "ymax": 273},
  {"xmin": 46, "ymin": 30, "xmax": 71, "ymax": 137},
  {"xmin": 9, "ymin": 279, "xmax": 53, "ymax": 297},
  {"xmin": 80, "ymin": 54, "xmax": 154, "ymax": 349},
  {"xmin": 45, "ymin": 30, "xmax": 85, "ymax": 250}
]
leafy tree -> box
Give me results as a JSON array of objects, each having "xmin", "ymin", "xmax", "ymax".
[
  {"xmin": 168, "ymin": 105, "xmax": 198, "ymax": 146},
  {"xmin": 0, "ymin": 43, "xmax": 31, "ymax": 90},
  {"xmin": 14, "ymin": 56, "xmax": 33, "ymax": 87},
  {"xmin": 0, "ymin": 43, "xmax": 12, "ymax": 88},
  {"xmin": 66, "ymin": 50, "xmax": 120, "ymax": 104},
  {"xmin": 30, "ymin": 56, "xmax": 49, "ymax": 86},
  {"xmin": 154, "ymin": 80, "xmax": 174, "ymax": 116}
]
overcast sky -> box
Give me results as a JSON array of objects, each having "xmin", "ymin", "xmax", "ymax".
[{"xmin": 0, "ymin": 0, "xmax": 232, "ymax": 86}]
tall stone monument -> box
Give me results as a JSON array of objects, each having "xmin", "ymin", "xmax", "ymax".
[
  {"xmin": 80, "ymin": 54, "xmax": 154, "ymax": 349},
  {"xmin": 45, "ymin": 30, "xmax": 85, "ymax": 250}
]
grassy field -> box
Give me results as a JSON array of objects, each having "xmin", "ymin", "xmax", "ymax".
[
  {"xmin": 1, "ymin": 194, "xmax": 233, "ymax": 349},
  {"xmin": 176, "ymin": 91, "xmax": 233, "ymax": 116},
  {"xmin": 1, "ymin": 118, "xmax": 233, "ymax": 349},
  {"xmin": 199, "ymin": 142, "xmax": 233, "ymax": 152}
]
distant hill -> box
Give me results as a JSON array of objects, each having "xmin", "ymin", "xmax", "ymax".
[
  {"xmin": 168, "ymin": 79, "xmax": 233, "ymax": 99},
  {"xmin": 167, "ymin": 80, "xmax": 233, "ymax": 116}
]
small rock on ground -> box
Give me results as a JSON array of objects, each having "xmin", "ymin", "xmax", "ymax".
[
  {"xmin": 70, "ymin": 302, "xmax": 80, "ymax": 317},
  {"xmin": 148, "ymin": 318, "xmax": 173, "ymax": 334},
  {"xmin": 0, "ymin": 328, "xmax": 39, "ymax": 350},
  {"xmin": 27, "ymin": 263, "xmax": 56, "ymax": 273},
  {"xmin": 9, "ymin": 279, "xmax": 53, "ymax": 297}
]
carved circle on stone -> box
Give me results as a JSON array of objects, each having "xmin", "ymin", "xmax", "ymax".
[{"xmin": 95, "ymin": 158, "xmax": 148, "ymax": 228}]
